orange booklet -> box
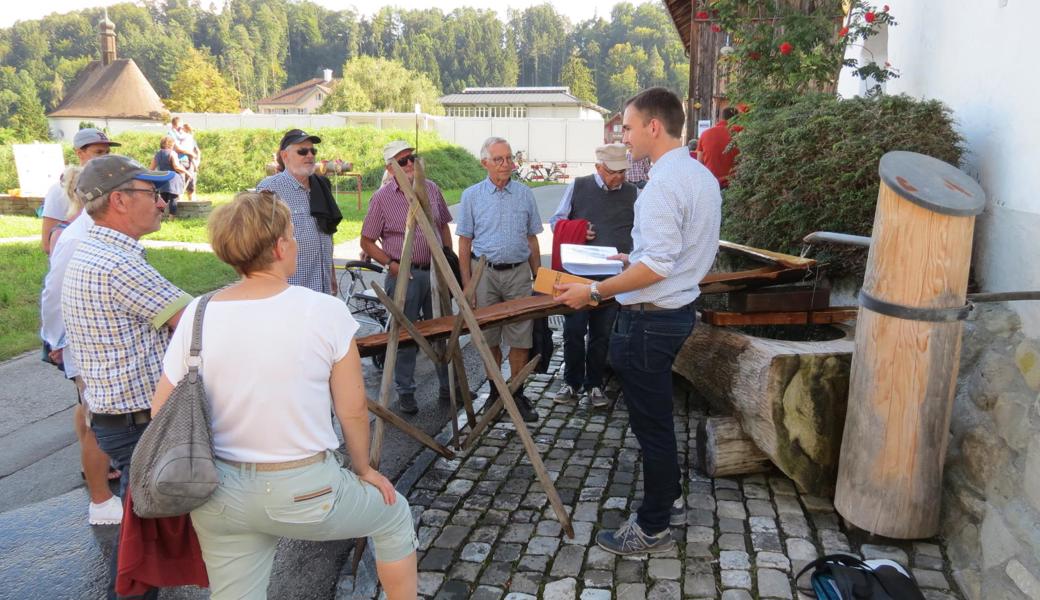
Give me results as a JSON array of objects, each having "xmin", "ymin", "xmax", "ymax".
[{"xmin": 533, "ymin": 267, "xmax": 594, "ymax": 296}]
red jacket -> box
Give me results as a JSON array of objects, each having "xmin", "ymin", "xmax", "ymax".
[
  {"xmin": 697, "ymin": 119, "xmax": 740, "ymax": 188},
  {"xmin": 552, "ymin": 219, "xmax": 590, "ymax": 271},
  {"xmin": 116, "ymin": 489, "xmax": 209, "ymax": 596}
]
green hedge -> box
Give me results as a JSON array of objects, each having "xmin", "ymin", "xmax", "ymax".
[
  {"xmin": 722, "ymin": 93, "xmax": 963, "ymax": 278},
  {"xmin": 0, "ymin": 126, "xmax": 485, "ymax": 194}
]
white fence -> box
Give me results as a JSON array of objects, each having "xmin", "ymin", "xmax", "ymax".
[{"xmin": 49, "ymin": 112, "xmax": 605, "ymax": 178}]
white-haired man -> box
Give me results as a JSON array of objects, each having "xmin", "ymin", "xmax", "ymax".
[{"xmin": 457, "ymin": 137, "xmax": 543, "ymax": 422}]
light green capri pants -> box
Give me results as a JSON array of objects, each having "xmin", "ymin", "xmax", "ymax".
[{"xmin": 190, "ymin": 451, "xmax": 416, "ymax": 600}]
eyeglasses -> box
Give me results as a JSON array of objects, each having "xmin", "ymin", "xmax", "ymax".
[
  {"xmin": 489, "ymin": 155, "xmax": 515, "ymax": 166},
  {"xmin": 601, "ymin": 166, "xmax": 627, "ymax": 176},
  {"xmin": 295, "ymin": 147, "xmax": 318, "ymax": 156},
  {"xmin": 396, "ymin": 154, "xmax": 418, "ymax": 167},
  {"xmin": 116, "ymin": 187, "xmax": 162, "ymax": 202}
]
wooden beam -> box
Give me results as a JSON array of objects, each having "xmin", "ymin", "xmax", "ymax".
[
  {"xmin": 367, "ymin": 398, "xmax": 454, "ymax": 459},
  {"xmin": 700, "ymin": 307, "xmax": 858, "ymax": 327},
  {"xmin": 370, "ymin": 281, "xmax": 440, "ymax": 365}
]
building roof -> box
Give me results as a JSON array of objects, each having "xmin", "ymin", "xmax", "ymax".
[
  {"xmin": 439, "ymin": 87, "xmax": 610, "ymax": 114},
  {"xmin": 48, "ymin": 59, "xmax": 166, "ymax": 120},
  {"xmin": 662, "ymin": 0, "xmax": 694, "ymax": 52},
  {"xmin": 257, "ymin": 78, "xmax": 338, "ymax": 107}
]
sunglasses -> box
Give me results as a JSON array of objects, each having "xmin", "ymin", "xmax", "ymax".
[
  {"xmin": 396, "ymin": 154, "xmax": 418, "ymax": 167},
  {"xmin": 116, "ymin": 187, "xmax": 163, "ymax": 202},
  {"xmin": 295, "ymin": 147, "xmax": 318, "ymax": 156}
]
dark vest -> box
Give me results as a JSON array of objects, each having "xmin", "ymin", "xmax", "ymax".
[{"xmin": 569, "ymin": 174, "xmax": 637, "ymax": 254}]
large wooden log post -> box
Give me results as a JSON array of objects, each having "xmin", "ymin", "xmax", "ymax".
[{"xmin": 835, "ymin": 151, "xmax": 986, "ymax": 539}]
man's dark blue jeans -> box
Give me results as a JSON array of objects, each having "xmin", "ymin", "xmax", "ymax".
[
  {"xmin": 609, "ymin": 305, "xmax": 695, "ymax": 535},
  {"xmin": 92, "ymin": 419, "xmax": 158, "ymax": 600},
  {"xmin": 563, "ymin": 302, "xmax": 619, "ymax": 391}
]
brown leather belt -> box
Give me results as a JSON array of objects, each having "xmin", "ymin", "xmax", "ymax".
[
  {"xmin": 90, "ymin": 410, "xmax": 152, "ymax": 428},
  {"xmin": 220, "ymin": 452, "xmax": 326, "ymax": 472},
  {"xmin": 620, "ymin": 302, "xmax": 689, "ymax": 312}
]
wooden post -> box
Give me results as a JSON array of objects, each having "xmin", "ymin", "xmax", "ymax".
[
  {"xmin": 834, "ymin": 151, "xmax": 985, "ymax": 539},
  {"xmin": 696, "ymin": 416, "xmax": 772, "ymax": 478}
]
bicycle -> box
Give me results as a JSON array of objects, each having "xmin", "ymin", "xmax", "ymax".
[
  {"xmin": 337, "ymin": 259, "xmax": 389, "ymax": 369},
  {"xmin": 516, "ymin": 161, "xmax": 569, "ymax": 183}
]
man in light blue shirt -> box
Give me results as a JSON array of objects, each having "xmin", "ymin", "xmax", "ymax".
[
  {"xmin": 457, "ymin": 137, "xmax": 543, "ymax": 422},
  {"xmin": 556, "ymin": 88, "xmax": 722, "ymax": 555}
]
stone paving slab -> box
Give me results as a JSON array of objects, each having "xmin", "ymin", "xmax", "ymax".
[{"xmin": 346, "ymin": 334, "xmax": 966, "ymax": 599}]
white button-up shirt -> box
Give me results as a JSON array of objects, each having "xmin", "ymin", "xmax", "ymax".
[{"xmin": 616, "ymin": 147, "xmax": 721, "ymax": 308}]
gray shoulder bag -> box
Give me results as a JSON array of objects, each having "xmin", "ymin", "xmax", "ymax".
[{"xmin": 129, "ymin": 293, "xmax": 219, "ymax": 518}]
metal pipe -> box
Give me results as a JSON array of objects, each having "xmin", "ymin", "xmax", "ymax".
[{"xmin": 802, "ymin": 231, "xmax": 872, "ymax": 247}]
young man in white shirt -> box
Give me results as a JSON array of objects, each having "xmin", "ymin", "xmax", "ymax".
[{"xmin": 555, "ymin": 87, "xmax": 722, "ymax": 554}]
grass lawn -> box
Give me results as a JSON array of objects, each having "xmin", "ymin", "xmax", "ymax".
[
  {"xmin": 0, "ymin": 215, "xmax": 40, "ymax": 239},
  {"xmin": 0, "ymin": 243, "xmax": 237, "ymax": 361}
]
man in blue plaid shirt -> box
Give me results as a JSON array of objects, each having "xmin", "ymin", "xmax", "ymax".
[{"xmin": 63, "ymin": 155, "xmax": 191, "ymax": 600}]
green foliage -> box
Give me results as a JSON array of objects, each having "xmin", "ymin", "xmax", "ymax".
[
  {"xmin": 165, "ymin": 49, "xmax": 242, "ymax": 112},
  {"xmin": 0, "ymin": 1, "xmax": 686, "ymax": 114},
  {"xmin": 0, "ymin": 126, "xmax": 483, "ymax": 194},
  {"xmin": 320, "ymin": 57, "xmax": 443, "ymax": 115},
  {"xmin": 710, "ymin": 0, "xmax": 899, "ymax": 107},
  {"xmin": 560, "ymin": 54, "xmax": 597, "ymax": 104},
  {"xmin": 722, "ymin": 94, "xmax": 963, "ymax": 278}
]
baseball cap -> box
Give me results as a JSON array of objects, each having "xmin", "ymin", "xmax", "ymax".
[
  {"xmin": 73, "ymin": 128, "xmax": 121, "ymax": 150},
  {"xmin": 383, "ymin": 140, "xmax": 414, "ymax": 164},
  {"xmin": 77, "ymin": 155, "xmax": 175, "ymax": 202},
  {"xmin": 596, "ymin": 143, "xmax": 629, "ymax": 171},
  {"xmin": 279, "ymin": 129, "xmax": 321, "ymax": 150}
]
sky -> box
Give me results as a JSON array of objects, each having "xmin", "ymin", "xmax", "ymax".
[{"xmin": 2, "ymin": 0, "xmax": 641, "ymax": 28}]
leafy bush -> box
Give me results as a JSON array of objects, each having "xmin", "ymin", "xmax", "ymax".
[
  {"xmin": 722, "ymin": 93, "xmax": 963, "ymax": 278},
  {"xmin": 0, "ymin": 126, "xmax": 485, "ymax": 194}
]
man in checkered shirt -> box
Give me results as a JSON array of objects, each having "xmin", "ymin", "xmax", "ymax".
[
  {"xmin": 256, "ymin": 129, "xmax": 337, "ymax": 295},
  {"xmin": 361, "ymin": 140, "xmax": 454, "ymax": 414},
  {"xmin": 62, "ymin": 155, "xmax": 190, "ymax": 599}
]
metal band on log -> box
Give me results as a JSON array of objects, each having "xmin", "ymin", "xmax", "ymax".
[{"xmin": 834, "ymin": 151, "xmax": 985, "ymax": 539}]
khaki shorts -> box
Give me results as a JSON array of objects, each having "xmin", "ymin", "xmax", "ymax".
[{"xmin": 474, "ymin": 259, "xmax": 533, "ymax": 349}]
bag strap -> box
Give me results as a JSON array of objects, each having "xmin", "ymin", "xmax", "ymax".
[
  {"xmin": 186, "ymin": 292, "xmax": 216, "ymax": 383},
  {"xmin": 795, "ymin": 554, "xmax": 874, "ymax": 596}
]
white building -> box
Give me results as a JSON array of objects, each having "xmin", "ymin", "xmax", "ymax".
[{"xmin": 256, "ymin": 69, "xmax": 338, "ymax": 115}]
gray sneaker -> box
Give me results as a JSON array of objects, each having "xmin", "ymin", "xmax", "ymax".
[
  {"xmin": 596, "ymin": 515, "xmax": 676, "ymax": 556},
  {"xmin": 554, "ymin": 384, "xmax": 579, "ymax": 404},
  {"xmin": 588, "ymin": 386, "xmax": 608, "ymax": 408},
  {"xmin": 669, "ymin": 497, "xmax": 686, "ymax": 527},
  {"xmin": 398, "ymin": 393, "xmax": 418, "ymax": 415}
]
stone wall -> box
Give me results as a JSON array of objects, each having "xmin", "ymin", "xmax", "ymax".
[
  {"xmin": 943, "ymin": 302, "xmax": 1040, "ymax": 600},
  {"xmin": 0, "ymin": 195, "xmax": 42, "ymax": 216}
]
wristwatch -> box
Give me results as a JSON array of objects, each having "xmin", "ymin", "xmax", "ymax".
[{"xmin": 589, "ymin": 282, "xmax": 602, "ymax": 305}]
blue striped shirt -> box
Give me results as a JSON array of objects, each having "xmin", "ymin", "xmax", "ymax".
[{"xmin": 456, "ymin": 178, "xmax": 543, "ymax": 264}]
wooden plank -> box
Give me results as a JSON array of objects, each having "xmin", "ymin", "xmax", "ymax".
[
  {"xmin": 719, "ymin": 239, "xmax": 817, "ymax": 269},
  {"xmin": 367, "ymin": 398, "xmax": 454, "ymax": 460},
  {"xmin": 728, "ymin": 284, "xmax": 831, "ymax": 313},
  {"xmin": 701, "ymin": 307, "xmax": 858, "ymax": 327}
]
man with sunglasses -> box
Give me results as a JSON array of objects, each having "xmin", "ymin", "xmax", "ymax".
[
  {"xmin": 548, "ymin": 143, "xmax": 637, "ymax": 409},
  {"xmin": 62, "ymin": 155, "xmax": 191, "ymax": 599},
  {"xmin": 360, "ymin": 140, "xmax": 454, "ymax": 414},
  {"xmin": 256, "ymin": 129, "xmax": 338, "ymax": 295}
]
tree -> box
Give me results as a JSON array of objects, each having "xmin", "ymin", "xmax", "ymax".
[
  {"xmin": 316, "ymin": 77, "xmax": 369, "ymax": 112},
  {"xmin": 165, "ymin": 48, "xmax": 242, "ymax": 112},
  {"xmin": 6, "ymin": 70, "xmax": 49, "ymax": 141},
  {"xmin": 560, "ymin": 54, "xmax": 596, "ymax": 104},
  {"xmin": 319, "ymin": 56, "xmax": 442, "ymax": 114},
  {"xmin": 606, "ymin": 65, "xmax": 639, "ymax": 111}
]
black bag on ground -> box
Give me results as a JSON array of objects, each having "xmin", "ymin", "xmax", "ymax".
[
  {"xmin": 530, "ymin": 315, "xmax": 554, "ymax": 374},
  {"xmin": 129, "ymin": 294, "xmax": 219, "ymax": 518},
  {"xmin": 795, "ymin": 553, "xmax": 926, "ymax": 600}
]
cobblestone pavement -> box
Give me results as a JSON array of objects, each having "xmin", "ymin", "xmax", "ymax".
[{"xmin": 350, "ymin": 337, "xmax": 965, "ymax": 600}]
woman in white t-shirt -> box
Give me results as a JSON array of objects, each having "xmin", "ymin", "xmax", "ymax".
[{"xmin": 151, "ymin": 191, "xmax": 417, "ymax": 600}]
